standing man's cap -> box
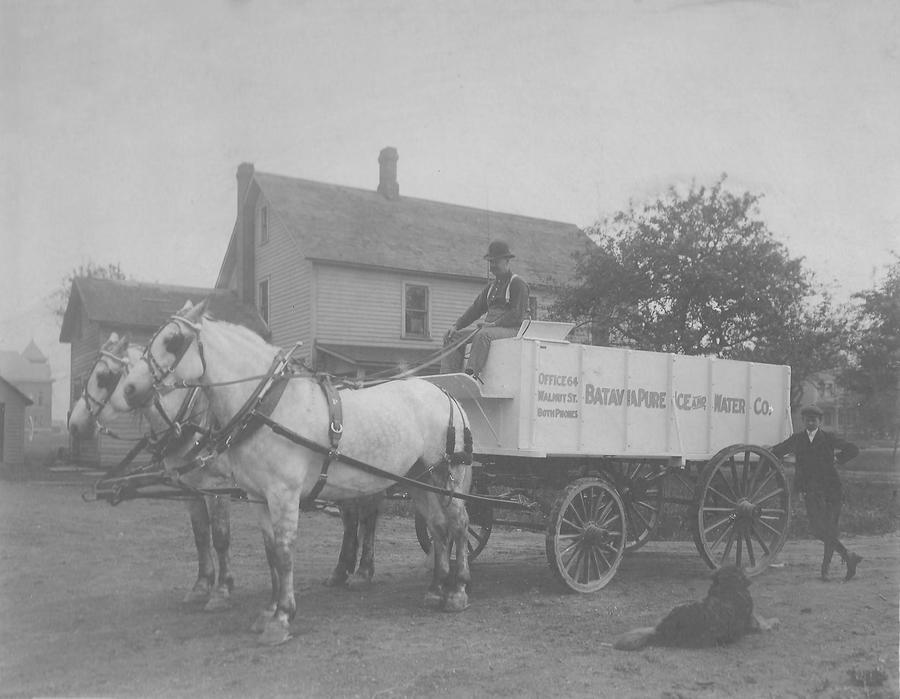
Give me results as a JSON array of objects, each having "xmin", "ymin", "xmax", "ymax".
[
  {"xmin": 485, "ymin": 240, "xmax": 515, "ymax": 260},
  {"xmin": 800, "ymin": 405, "xmax": 824, "ymax": 417}
]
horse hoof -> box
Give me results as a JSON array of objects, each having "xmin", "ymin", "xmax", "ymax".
[
  {"xmin": 203, "ymin": 590, "xmax": 232, "ymax": 612},
  {"xmin": 423, "ymin": 591, "xmax": 443, "ymax": 609},
  {"xmin": 347, "ymin": 572, "xmax": 374, "ymax": 588},
  {"xmin": 250, "ymin": 610, "xmax": 272, "ymax": 633},
  {"xmin": 183, "ymin": 582, "xmax": 211, "ymax": 604},
  {"xmin": 259, "ymin": 620, "xmax": 292, "ymax": 646},
  {"xmin": 442, "ymin": 591, "xmax": 470, "ymax": 613}
]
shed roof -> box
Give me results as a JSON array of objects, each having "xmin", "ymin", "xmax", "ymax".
[
  {"xmin": 219, "ymin": 169, "xmax": 592, "ymax": 287},
  {"xmin": 59, "ymin": 278, "xmax": 270, "ymax": 342},
  {"xmin": 0, "ymin": 375, "xmax": 33, "ymax": 405}
]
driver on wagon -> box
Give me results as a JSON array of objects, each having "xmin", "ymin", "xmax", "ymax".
[{"xmin": 441, "ymin": 240, "xmax": 530, "ymax": 381}]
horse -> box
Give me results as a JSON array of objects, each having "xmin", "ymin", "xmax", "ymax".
[
  {"xmin": 68, "ymin": 333, "xmax": 235, "ymax": 611},
  {"xmin": 117, "ymin": 300, "xmax": 473, "ymax": 645},
  {"xmin": 70, "ymin": 335, "xmax": 386, "ymax": 600}
]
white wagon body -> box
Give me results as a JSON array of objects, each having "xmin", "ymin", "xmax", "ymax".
[
  {"xmin": 428, "ymin": 321, "xmax": 792, "ymax": 461},
  {"xmin": 425, "ymin": 322, "xmax": 795, "ymax": 591}
]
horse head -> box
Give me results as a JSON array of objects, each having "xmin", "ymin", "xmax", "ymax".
[
  {"xmin": 121, "ymin": 299, "xmax": 208, "ymax": 408},
  {"xmin": 68, "ymin": 332, "xmax": 131, "ymax": 437}
]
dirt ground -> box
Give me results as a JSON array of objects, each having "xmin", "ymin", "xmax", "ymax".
[{"xmin": 1, "ymin": 481, "xmax": 897, "ymax": 699}]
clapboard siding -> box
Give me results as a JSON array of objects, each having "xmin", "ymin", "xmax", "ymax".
[
  {"xmin": 0, "ymin": 381, "xmax": 28, "ymax": 466},
  {"xmin": 255, "ymin": 198, "xmax": 310, "ymax": 357},
  {"xmin": 314, "ymin": 263, "xmax": 559, "ymax": 347},
  {"xmin": 314, "ymin": 264, "xmax": 488, "ymax": 347}
]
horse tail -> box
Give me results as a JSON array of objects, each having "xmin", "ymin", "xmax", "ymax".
[{"xmin": 443, "ymin": 391, "xmax": 472, "ymax": 466}]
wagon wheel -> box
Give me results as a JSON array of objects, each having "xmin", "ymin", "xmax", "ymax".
[
  {"xmin": 415, "ymin": 496, "xmax": 493, "ymax": 561},
  {"xmin": 604, "ymin": 461, "xmax": 666, "ymax": 552},
  {"xmin": 546, "ymin": 477, "xmax": 627, "ymax": 593},
  {"xmin": 692, "ymin": 444, "xmax": 791, "ymax": 576}
]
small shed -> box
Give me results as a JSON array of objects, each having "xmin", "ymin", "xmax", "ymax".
[{"xmin": 0, "ymin": 375, "xmax": 33, "ymax": 471}]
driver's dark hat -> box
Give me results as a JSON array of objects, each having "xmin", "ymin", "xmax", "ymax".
[{"xmin": 484, "ymin": 240, "xmax": 515, "ymax": 260}]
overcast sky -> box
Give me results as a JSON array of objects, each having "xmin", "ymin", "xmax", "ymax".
[{"xmin": 1, "ymin": 0, "xmax": 898, "ymax": 420}]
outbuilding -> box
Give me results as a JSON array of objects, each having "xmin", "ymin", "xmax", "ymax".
[{"xmin": 0, "ymin": 375, "xmax": 33, "ymax": 473}]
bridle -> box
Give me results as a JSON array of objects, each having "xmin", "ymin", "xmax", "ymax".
[
  {"xmin": 80, "ymin": 350, "xmax": 129, "ymax": 421},
  {"xmin": 137, "ymin": 314, "xmax": 207, "ymax": 396}
]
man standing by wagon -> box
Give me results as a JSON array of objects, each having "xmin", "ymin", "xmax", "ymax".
[
  {"xmin": 771, "ymin": 405, "xmax": 862, "ymax": 581},
  {"xmin": 441, "ymin": 240, "xmax": 530, "ymax": 381}
]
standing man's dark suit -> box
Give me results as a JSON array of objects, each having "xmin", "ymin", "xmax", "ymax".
[{"xmin": 771, "ymin": 404, "xmax": 861, "ymax": 580}]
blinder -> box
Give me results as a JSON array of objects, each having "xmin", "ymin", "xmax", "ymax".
[{"xmin": 140, "ymin": 314, "xmax": 206, "ymax": 393}]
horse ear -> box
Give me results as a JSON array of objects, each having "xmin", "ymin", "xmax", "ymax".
[
  {"xmin": 185, "ymin": 298, "xmax": 208, "ymax": 321},
  {"xmin": 176, "ymin": 300, "xmax": 194, "ymax": 315},
  {"xmin": 109, "ymin": 332, "xmax": 120, "ymax": 344}
]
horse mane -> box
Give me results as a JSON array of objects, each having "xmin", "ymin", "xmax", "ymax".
[{"xmin": 200, "ymin": 313, "xmax": 279, "ymax": 353}]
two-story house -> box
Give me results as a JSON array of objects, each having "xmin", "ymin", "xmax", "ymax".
[
  {"xmin": 214, "ymin": 148, "xmax": 591, "ymax": 377},
  {"xmin": 59, "ymin": 278, "xmax": 267, "ymax": 467},
  {"xmin": 0, "ymin": 341, "xmax": 53, "ymax": 430}
]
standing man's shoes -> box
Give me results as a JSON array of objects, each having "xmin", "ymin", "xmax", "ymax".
[{"xmin": 844, "ymin": 552, "xmax": 862, "ymax": 581}]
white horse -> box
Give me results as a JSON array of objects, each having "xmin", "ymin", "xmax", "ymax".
[
  {"xmin": 68, "ymin": 334, "xmax": 235, "ymax": 610},
  {"xmin": 117, "ymin": 300, "xmax": 473, "ymax": 644},
  {"xmin": 70, "ymin": 335, "xmax": 387, "ymax": 605}
]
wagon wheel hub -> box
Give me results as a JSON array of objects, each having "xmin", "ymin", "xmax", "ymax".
[
  {"xmin": 735, "ymin": 497, "xmax": 758, "ymax": 520},
  {"xmin": 582, "ymin": 523, "xmax": 612, "ymax": 547}
]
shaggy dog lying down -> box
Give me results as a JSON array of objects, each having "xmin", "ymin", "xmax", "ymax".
[{"xmin": 613, "ymin": 566, "xmax": 777, "ymax": 650}]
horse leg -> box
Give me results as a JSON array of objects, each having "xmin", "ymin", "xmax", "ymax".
[
  {"xmin": 324, "ymin": 502, "xmax": 360, "ymax": 587},
  {"xmin": 414, "ymin": 492, "xmax": 451, "ymax": 608},
  {"xmin": 258, "ymin": 494, "xmax": 300, "ymax": 646},
  {"xmin": 442, "ymin": 496, "xmax": 471, "ymax": 612},
  {"xmin": 203, "ymin": 496, "xmax": 234, "ymax": 611},
  {"xmin": 250, "ymin": 504, "xmax": 280, "ymax": 634},
  {"xmin": 352, "ymin": 494, "xmax": 380, "ymax": 585},
  {"xmin": 183, "ymin": 497, "xmax": 215, "ymax": 603}
]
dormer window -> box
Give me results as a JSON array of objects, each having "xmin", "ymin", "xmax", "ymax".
[{"xmin": 259, "ymin": 205, "xmax": 269, "ymax": 245}]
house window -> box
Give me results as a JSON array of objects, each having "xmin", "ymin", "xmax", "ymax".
[
  {"xmin": 259, "ymin": 205, "xmax": 269, "ymax": 245},
  {"xmin": 403, "ymin": 284, "xmax": 429, "ymax": 338},
  {"xmin": 258, "ymin": 279, "xmax": 269, "ymax": 325}
]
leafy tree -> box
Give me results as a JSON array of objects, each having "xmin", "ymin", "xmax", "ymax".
[
  {"xmin": 552, "ymin": 176, "xmax": 842, "ymax": 405},
  {"xmin": 840, "ymin": 256, "xmax": 900, "ymax": 438},
  {"xmin": 48, "ymin": 261, "xmax": 127, "ymax": 324}
]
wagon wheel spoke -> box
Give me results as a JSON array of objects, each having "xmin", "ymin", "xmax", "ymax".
[
  {"xmin": 726, "ymin": 457, "xmax": 742, "ymax": 498},
  {"xmin": 755, "ymin": 514, "xmax": 785, "ymax": 538},
  {"xmin": 705, "ymin": 484, "xmax": 737, "ymax": 507},
  {"xmin": 608, "ymin": 461, "xmax": 667, "ymax": 552},
  {"xmin": 742, "ymin": 530, "xmax": 757, "ymax": 568},
  {"xmin": 694, "ymin": 444, "xmax": 792, "ymax": 576},
  {"xmin": 547, "ymin": 478, "xmax": 626, "ymax": 593},
  {"xmin": 748, "ymin": 523, "xmax": 771, "ymax": 557},
  {"xmin": 704, "ymin": 515, "xmax": 733, "ymax": 547},
  {"xmin": 749, "ymin": 469, "xmax": 777, "ymax": 503}
]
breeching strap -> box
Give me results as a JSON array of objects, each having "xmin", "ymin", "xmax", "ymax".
[
  {"xmin": 250, "ymin": 411, "xmax": 518, "ymax": 508},
  {"xmin": 303, "ymin": 375, "xmax": 343, "ymax": 503}
]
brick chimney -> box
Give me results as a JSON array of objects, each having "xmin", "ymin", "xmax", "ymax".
[
  {"xmin": 237, "ymin": 162, "xmax": 254, "ymax": 215},
  {"xmin": 235, "ymin": 162, "xmax": 256, "ymax": 307},
  {"xmin": 377, "ymin": 147, "xmax": 399, "ymax": 200}
]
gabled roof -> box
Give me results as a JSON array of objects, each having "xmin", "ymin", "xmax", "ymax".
[
  {"xmin": 217, "ymin": 169, "xmax": 591, "ymax": 288},
  {"xmin": 59, "ymin": 278, "xmax": 270, "ymax": 343},
  {"xmin": 0, "ymin": 375, "xmax": 33, "ymax": 405},
  {"xmin": 22, "ymin": 339, "xmax": 48, "ymax": 364},
  {"xmin": 0, "ymin": 349, "xmax": 51, "ymax": 382}
]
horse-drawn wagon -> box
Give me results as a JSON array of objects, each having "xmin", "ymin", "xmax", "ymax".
[
  {"xmin": 424, "ymin": 320, "xmax": 794, "ymax": 592},
  {"xmin": 75, "ymin": 304, "xmax": 795, "ymax": 643}
]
